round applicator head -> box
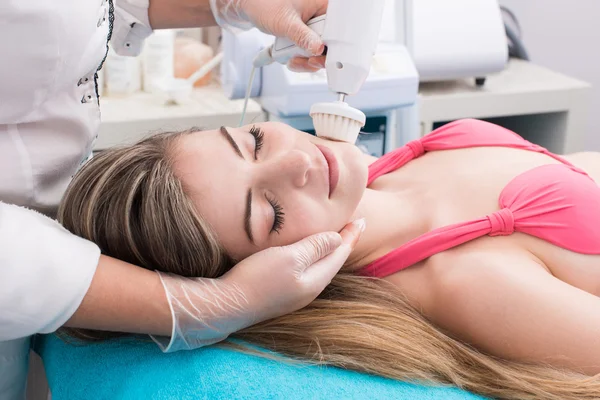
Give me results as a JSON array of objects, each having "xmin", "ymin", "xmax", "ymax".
[{"xmin": 310, "ymin": 101, "xmax": 366, "ymax": 144}]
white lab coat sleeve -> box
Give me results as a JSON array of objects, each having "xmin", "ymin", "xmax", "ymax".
[
  {"xmin": 111, "ymin": 0, "xmax": 153, "ymax": 57},
  {"xmin": 0, "ymin": 202, "xmax": 101, "ymax": 341}
]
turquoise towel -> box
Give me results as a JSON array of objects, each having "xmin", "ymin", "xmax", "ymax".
[{"xmin": 37, "ymin": 334, "xmax": 487, "ymax": 400}]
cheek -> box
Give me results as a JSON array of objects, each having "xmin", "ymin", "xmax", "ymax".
[
  {"xmin": 311, "ymin": 135, "xmax": 353, "ymax": 151},
  {"xmin": 275, "ymin": 198, "xmax": 344, "ymax": 246}
]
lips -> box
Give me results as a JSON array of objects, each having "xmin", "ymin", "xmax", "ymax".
[{"xmin": 316, "ymin": 144, "xmax": 340, "ymax": 198}]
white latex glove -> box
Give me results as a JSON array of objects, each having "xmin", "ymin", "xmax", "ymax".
[
  {"xmin": 152, "ymin": 219, "xmax": 365, "ymax": 352},
  {"xmin": 209, "ymin": 0, "xmax": 328, "ymax": 72}
]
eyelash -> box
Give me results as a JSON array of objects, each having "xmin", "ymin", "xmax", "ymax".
[
  {"xmin": 250, "ymin": 126, "xmax": 265, "ymax": 159},
  {"xmin": 250, "ymin": 126, "xmax": 284, "ymax": 234},
  {"xmin": 266, "ymin": 194, "xmax": 285, "ymax": 234}
]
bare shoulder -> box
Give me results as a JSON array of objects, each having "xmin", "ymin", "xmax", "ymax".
[
  {"xmin": 422, "ymin": 243, "xmax": 544, "ymax": 346},
  {"xmin": 417, "ymin": 242, "xmax": 547, "ymax": 333},
  {"xmin": 423, "ymin": 241, "xmax": 548, "ymax": 305},
  {"xmin": 378, "ymin": 241, "xmax": 532, "ymax": 314},
  {"xmin": 422, "ymin": 243, "xmax": 600, "ymax": 372},
  {"xmin": 564, "ymin": 151, "xmax": 600, "ymax": 182}
]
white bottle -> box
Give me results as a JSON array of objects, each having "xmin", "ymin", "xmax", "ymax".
[
  {"xmin": 105, "ymin": 47, "xmax": 142, "ymax": 96},
  {"xmin": 142, "ymin": 30, "xmax": 176, "ymax": 93}
]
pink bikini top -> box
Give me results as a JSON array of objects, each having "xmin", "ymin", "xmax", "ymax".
[{"xmin": 360, "ymin": 119, "xmax": 600, "ymax": 278}]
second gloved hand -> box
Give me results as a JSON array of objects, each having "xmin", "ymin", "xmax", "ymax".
[
  {"xmin": 152, "ymin": 219, "xmax": 365, "ymax": 352},
  {"xmin": 209, "ymin": 0, "xmax": 328, "ymax": 72}
]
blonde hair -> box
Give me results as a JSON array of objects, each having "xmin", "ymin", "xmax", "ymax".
[{"xmin": 58, "ymin": 130, "xmax": 600, "ymax": 400}]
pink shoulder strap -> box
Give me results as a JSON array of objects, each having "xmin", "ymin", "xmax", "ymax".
[{"xmin": 368, "ymin": 119, "xmax": 584, "ymax": 185}]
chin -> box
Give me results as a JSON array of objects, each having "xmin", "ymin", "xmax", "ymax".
[
  {"xmin": 343, "ymin": 143, "xmax": 369, "ymax": 186},
  {"xmin": 336, "ymin": 143, "xmax": 369, "ymax": 213}
]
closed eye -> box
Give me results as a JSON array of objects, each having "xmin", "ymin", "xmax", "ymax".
[
  {"xmin": 250, "ymin": 126, "xmax": 265, "ymax": 160},
  {"xmin": 266, "ymin": 194, "xmax": 285, "ymax": 234},
  {"xmin": 247, "ymin": 126, "xmax": 284, "ymax": 235}
]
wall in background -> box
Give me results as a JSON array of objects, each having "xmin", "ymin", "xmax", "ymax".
[{"xmin": 499, "ymin": 0, "xmax": 600, "ymax": 149}]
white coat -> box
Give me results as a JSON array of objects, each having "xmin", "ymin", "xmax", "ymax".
[{"xmin": 0, "ymin": 0, "xmax": 152, "ymax": 398}]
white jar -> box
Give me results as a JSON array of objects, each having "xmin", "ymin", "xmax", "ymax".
[
  {"xmin": 105, "ymin": 48, "xmax": 142, "ymax": 96},
  {"xmin": 142, "ymin": 30, "xmax": 176, "ymax": 93}
]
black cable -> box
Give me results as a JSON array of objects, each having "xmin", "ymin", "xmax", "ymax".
[
  {"xmin": 500, "ymin": 5, "xmax": 522, "ymax": 38},
  {"xmin": 505, "ymin": 23, "xmax": 530, "ymax": 61},
  {"xmin": 500, "ymin": 6, "xmax": 530, "ymax": 61}
]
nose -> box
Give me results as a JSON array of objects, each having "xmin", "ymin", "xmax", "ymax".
[{"xmin": 259, "ymin": 149, "xmax": 312, "ymax": 188}]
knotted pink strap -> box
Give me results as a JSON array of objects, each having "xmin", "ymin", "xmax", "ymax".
[
  {"xmin": 406, "ymin": 140, "xmax": 425, "ymax": 158},
  {"xmin": 487, "ymin": 208, "xmax": 515, "ymax": 236}
]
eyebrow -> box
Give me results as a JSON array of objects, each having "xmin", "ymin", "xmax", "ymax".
[
  {"xmin": 244, "ymin": 189, "xmax": 254, "ymax": 244},
  {"xmin": 219, "ymin": 126, "xmax": 244, "ymax": 159},
  {"xmin": 218, "ymin": 127, "xmax": 254, "ymax": 243}
]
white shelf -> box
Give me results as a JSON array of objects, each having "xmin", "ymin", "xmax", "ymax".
[
  {"xmin": 418, "ymin": 59, "xmax": 591, "ymax": 153},
  {"xmin": 95, "ymin": 61, "xmax": 592, "ymax": 155},
  {"xmin": 95, "ymin": 84, "xmax": 265, "ymax": 150}
]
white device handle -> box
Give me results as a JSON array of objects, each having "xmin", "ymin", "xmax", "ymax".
[
  {"xmin": 270, "ymin": 15, "xmax": 327, "ymax": 64},
  {"xmin": 323, "ymin": 0, "xmax": 386, "ymax": 96}
]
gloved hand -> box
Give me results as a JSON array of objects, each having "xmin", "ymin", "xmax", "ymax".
[
  {"xmin": 152, "ymin": 219, "xmax": 365, "ymax": 352},
  {"xmin": 209, "ymin": 0, "xmax": 328, "ymax": 72}
]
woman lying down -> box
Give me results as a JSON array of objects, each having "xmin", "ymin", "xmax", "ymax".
[{"xmin": 59, "ymin": 119, "xmax": 600, "ymax": 400}]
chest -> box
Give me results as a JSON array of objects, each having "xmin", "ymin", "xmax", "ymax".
[
  {"xmin": 372, "ymin": 147, "xmax": 564, "ymax": 225},
  {"xmin": 370, "ymin": 147, "xmax": 600, "ymax": 297}
]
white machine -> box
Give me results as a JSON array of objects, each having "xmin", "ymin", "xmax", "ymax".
[
  {"xmin": 221, "ymin": 0, "xmax": 508, "ymax": 154},
  {"xmin": 412, "ymin": 0, "xmax": 508, "ymax": 85},
  {"xmin": 305, "ymin": 0, "xmax": 388, "ymax": 143},
  {"xmin": 222, "ymin": 0, "xmax": 419, "ymax": 155},
  {"xmin": 263, "ymin": 0, "xmax": 410, "ymax": 144}
]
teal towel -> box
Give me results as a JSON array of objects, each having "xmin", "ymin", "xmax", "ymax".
[{"xmin": 37, "ymin": 334, "xmax": 487, "ymax": 400}]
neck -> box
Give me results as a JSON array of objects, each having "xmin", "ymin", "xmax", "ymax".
[{"xmin": 345, "ymin": 186, "xmax": 426, "ymax": 271}]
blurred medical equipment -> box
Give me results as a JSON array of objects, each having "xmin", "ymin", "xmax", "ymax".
[
  {"xmin": 501, "ymin": 6, "xmax": 530, "ymax": 61},
  {"xmin": 161, "ymin": 52, "xmax": 224, "ymax": 104},
  {"xmin": 275, "ymin": 0, "xmax": 387, "ymax": 144},
  {"xmin": 137, "ymin": 30, "xmax": 225, "ymax": 104},
  {"xmin": 223, "ymin": 0, "xmax": 418, "ymax": 155},
  {"xmin": 222, "ymin": 0, "xmax": 508, "ymax": 155},
  {"xmin": 174, "ymin": 37, "xmax": 215, "ymax": 86},
  {"xmin": 236, "ymin": 0, "xmax": 400, "ymax": 145},
  {"xmin": 96, "ymin": 1, "xmax": 588, "ymax": 156},
  {"xmin": 412, "ymin": 0, "xmax": 507, "ymax": 86}
]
